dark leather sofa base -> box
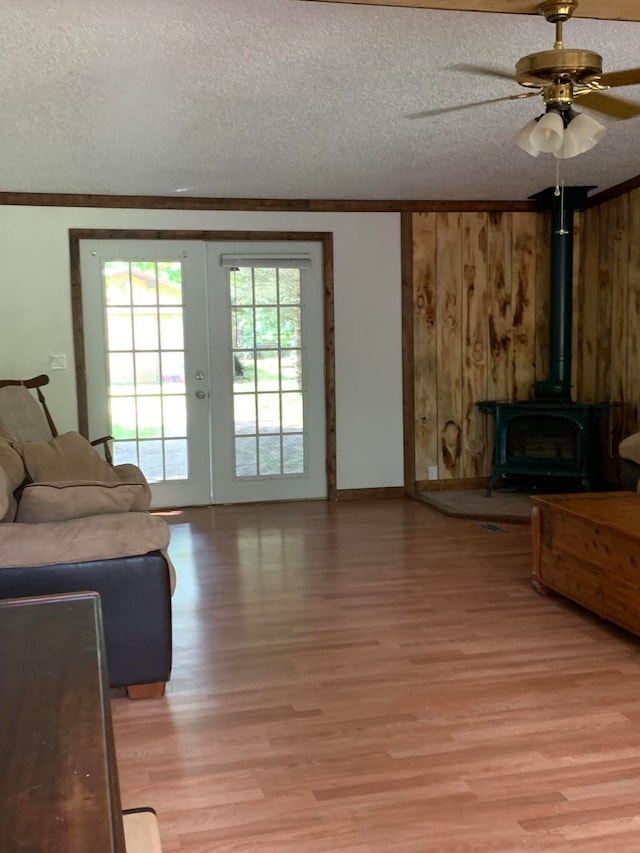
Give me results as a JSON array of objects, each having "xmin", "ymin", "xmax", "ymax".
[
  {"xmin": 0, "ymin": 551, "xmax": 172, "ymax": 689},
  {"xmin": 621, "ymin": 459, "xmax": 640, "ymax": 492}
]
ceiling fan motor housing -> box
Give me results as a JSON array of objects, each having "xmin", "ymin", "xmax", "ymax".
[
  {"xmin": 543, "ymin": 83, "xmax": 573, "ymax": 109},
  {"xmin": 516, "ymin": 48, "xmax": 603, "ymax": 88}
]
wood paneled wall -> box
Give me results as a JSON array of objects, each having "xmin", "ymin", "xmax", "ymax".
[
  {"xmin": 574, "ymin": 188, "xmax": 640, "ymax": 473},
  {"xmin": 410, "ymin": 186, "xmax": 640, "ymax": 490},
  {"xmin": 413, "ymin": 211, "xmax": 545, "ymax": 485}
]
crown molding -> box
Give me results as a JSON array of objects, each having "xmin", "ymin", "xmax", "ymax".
[
  {"xmin": 0, "ymin": 192, "xmax": 536, "ymax": 213},
  {"xmin": 588, "ymin": 174, "xmax": 640, "ymax": 207}
]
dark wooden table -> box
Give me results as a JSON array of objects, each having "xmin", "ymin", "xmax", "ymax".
[{"xmin": 0, "ymin": 592, "xmax": 126, "ymax": 853}]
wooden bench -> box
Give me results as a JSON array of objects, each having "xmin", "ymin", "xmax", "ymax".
[{"xmin": 123, "ymin": 808, "xmax": 163, "ymax": 853}]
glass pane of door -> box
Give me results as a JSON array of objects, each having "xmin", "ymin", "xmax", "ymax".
[
  {"xmin": 208, "ymin": 240, "xmax": 326, "ymax": 504},
  {"xmin": 230, "ymin": 266, "xmax": 305, "ymax": 479},
  {"xmin": 103, "ymin": 260, "xmax": 188, "ymax": 483},
  {"xmin": 81, "ymin": 240, "xmax": 212, "ymax": 508}
]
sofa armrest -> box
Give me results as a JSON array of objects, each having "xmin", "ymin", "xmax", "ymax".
[
  {"xmin": 0, "ymin": 512, "xmax": 170, "ymax": 569},
  {"xmin": 0, "ymin": 552, "xmax": 172, "ymax": 688}
]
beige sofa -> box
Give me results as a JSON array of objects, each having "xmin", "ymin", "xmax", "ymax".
[
  {"xmin": 0, "ymin": 430, "xmax": 175, "ymax": 698},
  {"xmin": 619, "ymin": 432, "xmax": 640, "ymax": 491}
]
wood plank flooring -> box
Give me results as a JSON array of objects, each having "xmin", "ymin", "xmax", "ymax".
[{"xmin": 111, "ymin": 498, "xmax": 640, "ymax": 851}]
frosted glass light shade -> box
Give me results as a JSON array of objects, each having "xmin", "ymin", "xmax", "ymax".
[
  {"xmin": 514, "ymin": 109, "xmax": 606, "ymax": 159},
  {"xmin": 530, "ymin": 111, "xmax": 564, "ymax": 153},
  {"xmin": 554, "ymin": 112, "xmax": 606, "ymax": 159},
  {"xmin": 512, "ymin": 117, "xmax": 542, "ymax": 156}
]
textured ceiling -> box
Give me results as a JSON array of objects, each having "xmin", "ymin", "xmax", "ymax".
[{"xmin": 0, "ymin": 0, "xmax": 639, "ymax": 201}]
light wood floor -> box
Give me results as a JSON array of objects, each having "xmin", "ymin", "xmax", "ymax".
[{"xmin": 111, "ymin": 498, "xmax": 640, "ymax": 852}]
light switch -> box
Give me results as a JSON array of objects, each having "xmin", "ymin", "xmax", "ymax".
[{"xmin": 49, "ymin": 354, "xmax": 67, "ymax": 370}]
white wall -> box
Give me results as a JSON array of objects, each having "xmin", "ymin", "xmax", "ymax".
[{"xmin": 0, "ymin": 206, "xmax": 403, "ymax": 491}]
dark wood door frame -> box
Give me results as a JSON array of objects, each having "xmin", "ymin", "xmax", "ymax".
[
  {"xmin": 401, "ymin": 212, "xmax": 417, "ymax": 497},
  {"xmin": 69, "ymin": 229, "xmax": 337, "ymax": 500}
]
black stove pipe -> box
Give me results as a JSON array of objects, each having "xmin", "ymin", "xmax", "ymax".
[{"xmin": 530, "ymin": 185, "xmax": 594, "ymax": 402}]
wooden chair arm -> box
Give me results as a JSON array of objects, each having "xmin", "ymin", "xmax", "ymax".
[{"xmin": 90, "ymin": 435, "xmax": 114, "ymax": 466}]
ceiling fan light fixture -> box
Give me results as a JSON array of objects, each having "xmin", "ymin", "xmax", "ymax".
[
  {"xmin": 530, "ymin": 110, "xmax": 565, "ymax": 153},
  {"xmin": 513, "ymin": 116, "xmax": 544, "ymax": 156},
  {"xmin": 554, "ymin": 111, "xmax": 607, "ymax": 159},
  {"xmin": 514, "ymin": 110, "xmax": 566, "ymax": 156}
]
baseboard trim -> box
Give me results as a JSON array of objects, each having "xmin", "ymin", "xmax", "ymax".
[
  {"xmin": 335, "ymin": 486, "xmax": 406, "ymax": 501},
  {"xmin": 415, "ymin": 478, "xmax": 491, "ymax": 492}
]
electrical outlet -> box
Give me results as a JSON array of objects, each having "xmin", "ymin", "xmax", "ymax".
[
  {"xmin": 49, "ymin": 354, "xmax": 67, "ymax": 370},
  {"xmin": 428, "ymin": 465, "xmax": 438, "ymax": 480}
]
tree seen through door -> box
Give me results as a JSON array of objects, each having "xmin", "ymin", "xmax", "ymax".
[{"xmin": 230, "ymin": 266, "xmax": 305, "ymax": 478}]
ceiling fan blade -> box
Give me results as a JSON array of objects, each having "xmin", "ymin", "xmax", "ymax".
[
  {"xmin": 294, "ymin": 2, "xmax": 640, "ymax": 23},
  {"xmin": 598, "ymin": 68, "xmax": 640, "ymax": 89},
  {"xmin": 576, "ymin": 90, "xmax": 640, "ymax": 120},
  {"xmin": 447, "ymin": 63, "xmax": 517, "ymax": 82},
  {"xmin": 408, "ymin": 91, "xmax": 537, "ymax": 120}
]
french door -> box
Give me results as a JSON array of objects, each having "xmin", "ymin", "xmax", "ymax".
[{"xmin": 79, "ymin": 239, "xmax": 326, "ymax": 507}]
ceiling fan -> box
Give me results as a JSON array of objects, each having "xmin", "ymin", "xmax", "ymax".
[
  {"xmin": 296, "ymin": 1, "xmax": 640, "ymax": 21},
  {"xmin": 410, "ymin": 0, "xmax": 640, "ymax": 156}
]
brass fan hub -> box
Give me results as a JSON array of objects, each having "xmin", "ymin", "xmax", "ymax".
[
  {"xmin": 542, "ymin": 82, "xmax": 574, "ymax": 108},
  {"xmin": 516, "ymin": 48, "xmax": 602, "ymax": 88}
]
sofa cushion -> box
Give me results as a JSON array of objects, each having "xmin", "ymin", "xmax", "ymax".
[
  {"xmin": 620, "ymin": 432, "xmax": 640, "ymax": 465},
  {"xmin": 0, "ymin": 431, "xmax": 27, "ymax": 492},
  {"xmin": 16, "ymin": 481, "xmax": 147, "ymax": 524},
  {"xmin": 112, "ymin": 463, "xmax": 152, "ymax": 510},
  {"xmin": 17, "ymin": 432, "xmax": 119, "ymax": 484},
  {"xmin": 0, "ymin": 467, "xmax": 12, "ymax": 522},
  {"xmin": 0, "ymin": 385, "xmax": 53, "ymax": 444},
  {"xmin": 0, "ymin": 512, "xmax": 171, "ymax": 569},
  {"xmin": 0, "ymin": 432, "xmax": 26, "ymax": 522}
]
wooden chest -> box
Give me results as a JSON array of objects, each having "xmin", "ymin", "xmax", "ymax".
[{"xmin": 531, "ymin": 492, "xmax": 640, "ymax": 636}]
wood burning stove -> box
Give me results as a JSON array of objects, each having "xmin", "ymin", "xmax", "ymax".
[
  {"xmin": 479, "ymin": 186, "xmax": 613, "ymax": 496},
  {"xmin": 479, "ymin": 399, "xmax": 610, "ymax": 496}
]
